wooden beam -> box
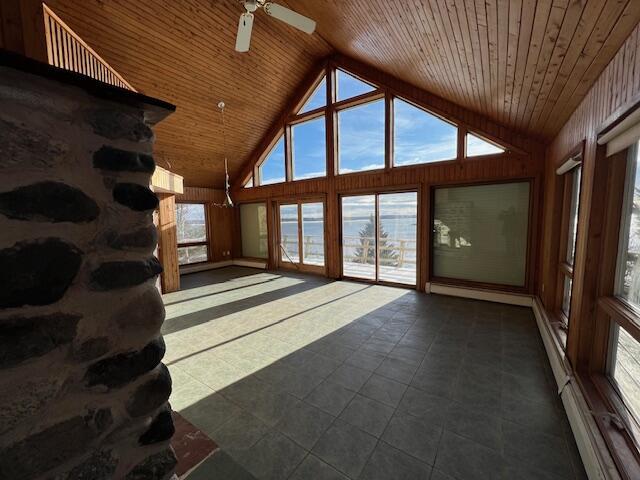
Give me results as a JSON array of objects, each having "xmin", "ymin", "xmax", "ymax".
[{"xmin": 157, "ymin": 193, "xmax": 180, "ymax": 293}]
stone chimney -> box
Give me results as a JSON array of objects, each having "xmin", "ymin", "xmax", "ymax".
[{"xmin": 0, "ymin": 50, "xmax": 177, "ymax": 479}]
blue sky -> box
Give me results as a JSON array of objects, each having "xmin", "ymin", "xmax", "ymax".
[{"xmin": 259, "ymin": 72, "xmax": 507, "ymax": 185}]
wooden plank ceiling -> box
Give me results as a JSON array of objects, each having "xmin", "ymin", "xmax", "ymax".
[{"xmin": 44, "ymin": 1, "xmax": 639, "ymax": 187}]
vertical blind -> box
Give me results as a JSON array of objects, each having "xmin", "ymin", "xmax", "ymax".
[{"xmin": 433, "ymin": 182, "xmax": 530, "ymax": 287}]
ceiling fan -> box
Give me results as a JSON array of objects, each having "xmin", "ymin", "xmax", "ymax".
[{"xmin": 235, "ymin": 0, "xmax": 316, "ymax": 52}]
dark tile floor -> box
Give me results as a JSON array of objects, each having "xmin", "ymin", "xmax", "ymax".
[{"xmin": 162, "ymin": 267, "xmax": 587, "ymax": 480}]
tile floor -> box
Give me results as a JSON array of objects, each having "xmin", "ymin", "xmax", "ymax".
[{"xmin": 163, "ymin": 267, "xmax": 587, "ymax": 480}]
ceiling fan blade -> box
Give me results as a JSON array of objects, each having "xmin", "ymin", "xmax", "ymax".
[
  {"xmin": 235, "ymin": 12, "xmax": 254, "ymax": 52},
  {"xmin": 264, "ymin": 3, "xmax": 316, "ymax": 34}
]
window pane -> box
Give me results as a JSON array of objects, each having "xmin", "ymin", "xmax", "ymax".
[
  {"xmin": 175, "ymin": 203, "xmax": 206, "ymax": 243},
  {"xmin": 338, "ymin": 99, "xmax": 385, "ymax": 174},
  {"xmin": 561, "ymin": 276, "xmax": 572, "ymax": 319},
  {"xmin": 292, "ymin": 117, "xmax": 326, "ymax": 180},
  {"xmin": 259, "ymin": 136, "xmax": 285, "ymax": 185},
  {"xmin": 336, "ymin": 70, "xmax": 375, "ymax": 101},
  {"xmin": 433, "ymin": 182, "xmax": 530, "ymax": 286},
  {"xmin": 466, "ymin": 133, "xmax": 505, "ymax": 157},
  {"xmin": 280, "ymin": 204, "xmax": 299, "ymax": 263},
  {"xmin": 616, "ymin": 143, "xmax": 640, "ymax": 309},
  {"xmin": 566, "ymin": 166, "xmax": 581, "ymax": 265},
  {"xmin": 178, "ymin": 245, "xmax": 208, "ymax": 265},
  {"xmin": 244, "ymin": 176, "xmax": 253, "ymax": 188},
  {"xmin": 302, "ymin": 203, "xmax": 324, "ymax": 266},
  {"xmin": 609, "ymin": 324, "xmax": 640, "ymax": 421},
  {"xmin": 299, "ymin": 77, "xmax": 326, "ymax": 114},
  {"xmin": 378, "ymin": 192, "xmax": 417, "ymax": 285},
  {"xmin": 394, "ymin": 99, "xmax": 457, "ymax": 166},
  {"xmin": 240, "ymin": 203, "xmax": 268, "ymax": 258},
  {"xmin": 342, "ymin": 195, "xmax": 376, "ymax": 279}
]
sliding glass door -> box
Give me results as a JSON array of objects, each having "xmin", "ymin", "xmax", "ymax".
[
  {"xmin": 341, "ymin": 192, "xmax": 418, "ymax": 285},
  {"xmin": 278, "ymin": 200, "xmax": 325, "ymax": 272}
]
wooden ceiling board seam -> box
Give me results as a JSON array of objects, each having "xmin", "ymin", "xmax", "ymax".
[
  {"xmin": 545, "ymin": 0, "xmax": 637, "ymax": 133},
  {"xmin": 457, "ymin": 0, "xmax": 488, "ymax": 114},
  {"xmin": 514, "ymin": 0, "xmax": 553, "ymax": 129},
  {"xmin": 532, "ymin": 0, "xmax": 609, "ymax": 131},
  {"xmin": 409, "ymin": 0, "xmax": 460, "ymax": 103},
  {"xmin": 504, "ymin": 0, "xmax": 523, "ymax": 125},
  {"xmin": 445, "ymin": 0, "xmax": 482, "ymax": 113},
  {"xmin": 429, "ymin": 0, "xmax": 474, "ymax": 107},
  {"xmin": 508, "ymin": 0, "xmax": 537, "ymax": 125},
  {"xmin": 520, "ymin": 0, "xmax": 570, "ymax": 129},
  {"xmin": 528, "ymin": 0, "xmax": 588, "ymax": 131}
]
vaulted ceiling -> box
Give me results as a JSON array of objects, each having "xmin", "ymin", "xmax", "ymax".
[{"xmin": 45, "ymin": 0, "xmax": 640, "ymax": 187}]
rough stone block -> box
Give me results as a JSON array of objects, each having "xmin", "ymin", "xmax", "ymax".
[
  {"xmin": 89, "ymin": 257, "xmax": 162, "ymax": 291},
  {"xmin": 85, "ymin": 108, "xmax": 153, "ymax": 142},
  {"xmin": 0, "ymin": 313, "xmax": 81, "ymax": 368},
  {"xmin": 126, "ymin": 365, "xmax": 172, "ymax": 418},
  {"xmin": 104, "ymin": 225, "xmax": 158, "ymax": 251},
  {"xmin": 0, "ymin": 409, "xmax": 112, "ymax": 480},
  {"xmin": 49, "ymin": 450, "xmax": 118, "ymax": 480},
  {"xmin": 85, "ymin": 337, "xmax": 166, "ymax": 388},
  {"xmin": 139, "ymin": 406, "xmax": 175, "ymax": 445},
  {"xmin": 0, "ymin": 238, "xmax": 82, "ymax": 308},
  {"xmin": 113, "ymin": 183, "xmax": 158, "ymax": 211},
  {"xmin": 73, "ymin": 337, "xmax": 111, "ymax": 362},
  {"xmin": 115, "ymin": 287, "xmax": 165, "ymax": 334},
  {"xmin": 0, "ymin": 118, "xmax": 68, "ymax": 169},
  {"xmin": 0, "ymin": 181, "xmax": 99, "ymax": 223},
  {"xmin": 93, "ymin": 146, "xmax": 154, "ymax": 173},
  {"xmin": 125, "ymin": 448, "xmax": 177, "ymax": 480}
]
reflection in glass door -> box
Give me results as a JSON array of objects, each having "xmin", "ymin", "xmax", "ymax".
[
  {"xmin": 279, "ymin": 201, "xmax": 325, "ymax": 270},
  {"xmin": 378, "ymin": 192, "xmax": 417, "ymax": 284},
  {"xmin": 341, "ymin": 192, "xmax": 417, "ymax": 285},
  {"xmin": 342, "ymin": 195, "xmax": 376, "ymax": 279},
  {"xmin": 279, "ymin": 204, "xmax": 299, "ymax": 263},
  {"xmin": 302, "ymin": 203, "xmax": 325, "ymax": 266}
]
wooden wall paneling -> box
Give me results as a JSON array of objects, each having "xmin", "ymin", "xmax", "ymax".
[{"xmin": 157, "ymin": 193, "xmax": 180, "ymax": 293}]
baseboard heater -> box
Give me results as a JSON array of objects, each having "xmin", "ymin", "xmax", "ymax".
[
  {"xmin": 426, "ymin": 282, "xmax": 618, "ymax": 479},
  {"xmin": 180, "ymin": 259, "xmax": 267, "ymax": 275}
]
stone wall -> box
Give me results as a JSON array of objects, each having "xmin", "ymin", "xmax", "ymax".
[{"xmin": 0, "ymin": 58, "xmax": 176, "ymax": 479}]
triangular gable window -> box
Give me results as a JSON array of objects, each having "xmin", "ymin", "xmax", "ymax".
[
  {"xmin": 336, "ymin": 69, "xmax": 375, "ymax": 101},
  {"xmin": 298, "ymin": 76, "xmax": 326, "ymax": 114},
  {"xmin": 394, "ymin": 98, "xmax": 457, "ymax": 166},
  {"xmin": 259, "ymin": 136, "xmax": 285, "ymax": 185},
  {"xmin": 466, "ymin": 133, "xmax": 506, "ymax": 157},
  {"xmin": 243, "ymin": 176, "xmax": 254, "ymax": 188}
]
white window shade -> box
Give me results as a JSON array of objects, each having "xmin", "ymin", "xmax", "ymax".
[
  {"xmin": 598, "ymin": 107, "xmax": 640, "ymax": 157},
  {"xmin": 433, "ymin": 182, "xmax": 530, "ymax": 287}
]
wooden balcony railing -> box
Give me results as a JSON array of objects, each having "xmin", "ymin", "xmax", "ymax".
[
  {"xmin": 43, "ymin": 3, "xmax": 136, "ymax": 91},
  {"xmin": 281, "ymin": 235, "xmax": 417, "ymax": 267}
]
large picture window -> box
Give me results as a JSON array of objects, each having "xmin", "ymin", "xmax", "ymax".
[
  {"xmin": 292, "ymin": 116, "xmax": 326, "ymax": 180},
  {"xmin": 432, "ymin": 182, "xmax": 530, "ymax": 287},
  {"xmin": 259, "ymin": 136, "xmax": 285, "ymax": 185},
  {"xmin": 337, "ymin": 99, "xmax": 385, "ymax": 174},
  {"xmin": 607, "ymin": 142, "xmax": 640, "ymax": 423},
  {"xmin": 176, "ymin": 203, "xmax": 208, "ymax": 265}
]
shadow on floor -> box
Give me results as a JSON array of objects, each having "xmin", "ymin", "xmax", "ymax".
[{"xmin": 164, "ymin": 267, "xmax": 588, "ymax": 480}]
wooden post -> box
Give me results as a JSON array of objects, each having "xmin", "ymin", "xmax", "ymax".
[{"xmin": 157, "ymin": 193, "xmax": 180, "ymax": 293}]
